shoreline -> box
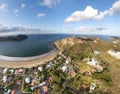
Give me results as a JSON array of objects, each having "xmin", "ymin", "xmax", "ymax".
[{"xmin": 0, "ymin": 49, "xmax": 59, "ymax": 68}]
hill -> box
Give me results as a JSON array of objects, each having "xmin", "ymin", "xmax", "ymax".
[{"xmin": 54, "ymin": 36, "xmax": 120, "ymax": 94}]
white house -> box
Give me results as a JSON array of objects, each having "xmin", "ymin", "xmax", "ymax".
[
  {"xmin": 108, "ymin": 50, "xmax": 120, "ymax": 59},
  {"xmin": 87, "ymin": 57, "xmax": 99, "ymax": 66},
  {"xmin": 25, "ymin": 78, "xmax": 31, "ymax": 84},
  {"xmin": 4, "ymin": 89, "xmax": 11, "ymax": 94},
  {"xmin": 94, "ymin": 51, "xmax": 100, "ymax": 55},
  {"xmin": 3, "ymin": 76, "xmax": 7, "ymax": 83},
  {"xmin": 9, "ymin": 69, "xmax": 14, "ymax": 74},
  {"xmin": 3, "ymin": 68, "xmax": 8, "ymax": 74},
  {"xmin": 19, "ymin": 69, "xmax": 23, "ymax": 73},
  {"xmin": 46, "ymin": 64, "xmax": 51, "ymax": 68},
  {"xmin": 38, "ymin": 67, "xmax": 42, "ymax": 72},
  {"xmin": 66, "ymin": 60, "xmax": 69, "ymax": 64},
  {"xmin": 62, "ymin": 66, "xmax": 67, "ymax": 72}
]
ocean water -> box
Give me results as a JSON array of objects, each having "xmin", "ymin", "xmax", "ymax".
[
  {"xmin": 0, "ymin": 34, "xmax": 117, "ymax": 57},
  {"xmin": 0, "ymin": 34, "xmax": 71, "ymax": 57}
]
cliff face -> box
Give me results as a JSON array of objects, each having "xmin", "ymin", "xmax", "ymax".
[{"xmin": 0, "ymin": 35, "xmax": 28, "ymax": 42}]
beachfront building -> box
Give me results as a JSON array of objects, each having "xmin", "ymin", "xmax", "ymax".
[{"xmin": 108, "ymin": 50, "xmax": 120, "ymax": 59}]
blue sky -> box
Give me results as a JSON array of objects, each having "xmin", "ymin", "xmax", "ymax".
[{"xmin": 0, "ymin": 0, "xmax": 120, "ymax": 36}]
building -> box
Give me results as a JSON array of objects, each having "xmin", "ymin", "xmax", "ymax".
[
  {"xmin": 25, "ymin": 78, "xmax": 31, "ymax": 84},
  {"xmin": 108, "ymin": 50, "xmax": 120, "ymax": 59},
  {"xmin": 87, "ymin": 57, "xmax": 99, "ymax": 66},
  {"xmin": 3, "ymin": 68, "xmax": 8, "ymax": 74},
  {"xmin": 38, "ymin": 67, "xmax": 42, "ymax": 72},
  {"xmin": 3, "ymin": 76, "xmax": 7, "ymax": 83},
  {"xmin": 62, "ymin": 66, "xmax": 67, "ymax": 72}
]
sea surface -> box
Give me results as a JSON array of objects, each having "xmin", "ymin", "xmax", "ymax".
[{"xmin": 0, "ymin": 34, "xmax": 118, "ymax": 57}]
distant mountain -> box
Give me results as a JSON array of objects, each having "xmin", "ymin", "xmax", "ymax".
[{"xmin": 0, "ymin": 35, "xmax": 28, "ymax": 41}]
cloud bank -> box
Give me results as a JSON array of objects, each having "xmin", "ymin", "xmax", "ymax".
[
  {"xmin": 65, "ymin": 0, "xmax": 120, "ymax": 23},
  {"xmin": 0, "ymin": 24, "xmax": 54, "ymax": 36}
]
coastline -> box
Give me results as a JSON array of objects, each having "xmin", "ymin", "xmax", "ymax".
[{"xmin": 0, "ymin": 49, "xmax": 59, "ymax": 68}]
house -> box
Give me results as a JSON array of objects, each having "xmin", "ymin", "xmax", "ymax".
[
  {"xmin": 38, "ymin": 67, "xmax": 42, "ymax": 72},
  {"xmin": 4, "ymin": 89, "xmax": 11, "ymax": 94},
  {"xmin": 89, "ymin": 83, "xmax": 96, "ymax": 93},
  {"xmin": 25, "ymin": 78, "xmax": 31, "ymax": 84},
  {"xmin": 46, "ymin": 64, "xmax": 51, "ymax": 69},
  {"xmin": 87, "ymin": 57, "xmax": 99, "ymax": 66},
  {"xmin": 3, "ymin": 68, "xmax": 8, "ymax": 74},
  {"xmin": 94, "ymin": 51, "xmax": 100, "ymax": 55},
  {"xmin": 66, "ymin": 59, "xmax": 69, "ymax": 64},
  {"xmin": 62, "ymin": 66, "xmax": 67, "ymax": 72},
  {"xmin": 66, "ymin": 57, "xmax": 72, "ymax": 64},
  {"xmin": 70, "ymin": 70, "xmax": 76, "ymax": 77},
  {"xmin": 31, "ymin": 78, "xmax": 39, "ymax": 86},
  {"xmin": 9, "ymin": 69, "xmax": 14, "ymax": 74},
  {"xmin": 19, "ymin": 68, "xmax": 24, "ymax": 74},
  {"xmin": 96, "ymin": 65, "xmax": 104, "ymax": 72},
  {"xmin": 14, "ymin": 70, "xmax": 19, "ymax": 75},
  {"xmin": 108, "ymin": 50, "xmax": 120, "ymax": 59},
  {"xmin": 14, "ymin": 68, "xmax": 24, "ymax": 75},
  {"xmin": 3, "ymin": 76, "xmax": 8, "ymax": 83}
]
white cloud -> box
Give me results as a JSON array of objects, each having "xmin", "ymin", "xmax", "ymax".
[
  {"xmin": 40, "ymin": 0, "xmax": 60, "ymax": 8},
  {"xmin": 14, "ymin": 9, "xmax": 19, "ymax": 16},
  {"xmin": 21, "ymin": 3, "xmax": 26, "ymax": 8},
  {"xmin": 37, "ymin": 13, "xmax": 46, "ymax": 17},
  {"xmin": 110, "ymin": 0, "xmax": 120, "ymax": 15},
  {"xmin": 65, "ymin": 6, "xmax": 109, "ymax": 23},
  {"xmin": 65, "ymin": 25, "xmax": 108, "ymax": 35},
  {"xmin": 65, "ymin": 0, "xmax": 120, "ymax": 23},
  {"xmin": 0, "ymin": 3, "xmax": 8, "ymax": 11},
  {"xmin": 0, "ymin": 24, "xmax": 55, "ymax": 36}
]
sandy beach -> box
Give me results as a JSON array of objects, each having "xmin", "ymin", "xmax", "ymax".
[{"xmin": 0, "ymin": 49, "xmax": 59, "ymax": 68}]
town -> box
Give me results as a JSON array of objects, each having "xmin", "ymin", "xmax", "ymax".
[{"xmin": 0, "ymin": 36, "xmax": 120, "ymax": 94}]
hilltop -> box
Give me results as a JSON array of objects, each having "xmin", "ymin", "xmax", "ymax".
[{"xmin": 54, "ymin": 36, "xmax": 120, "ymax": 94}]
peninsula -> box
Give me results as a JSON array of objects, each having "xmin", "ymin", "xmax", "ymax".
[{"xmin": 0, "ymin": 35, "xmax": 28, "ymax": 42}]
